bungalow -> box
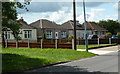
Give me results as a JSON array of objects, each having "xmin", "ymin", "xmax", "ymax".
[
  {"xmin": 3, "ymin": 19, "xmax": 107, "ymax": 41},
  {"xmin": 61, "ymin": 20, "xmax": 92, "ymax": 39},
  {"xmin": 29, "ymin": 19, "xmax": 92, "ymax": 40},
  {"xmin": 29, "ymin": 19, "xmax": 108, "ymax": 40},
  {"xmin": 3, "ymin": 19, "xmax": 37, "ymax": 41},
  {"xmin": 82, "ymin": 22, "xmax": 108, "ymax": 37},
  {"xmin": 29, "ymin": 19, "xmax": 68, "ymax": 39}
]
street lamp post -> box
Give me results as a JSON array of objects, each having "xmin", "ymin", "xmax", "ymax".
[
  {"xmin": 83, "ymin": 0, "xmax": 88, "ymax": 51},
  {"xmin": 73, "ymin": 0, "xmax": 77, "ymax": 50}
]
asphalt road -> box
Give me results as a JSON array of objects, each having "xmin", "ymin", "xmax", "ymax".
[{"xmin": 25, "ymin": 52, "xmax": 119, "ymax": 73}]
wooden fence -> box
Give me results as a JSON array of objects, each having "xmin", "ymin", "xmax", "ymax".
[
  {"xmin": 77, "ymin": 38, "xmax": 120, "ymax": 45},
  {"xmin": 2, "ymin": 38, "xmax": 120, "ymax": 49},
  {"xmin": 5, "ymin": 39, "xmax": 72, "ymax": 49}
]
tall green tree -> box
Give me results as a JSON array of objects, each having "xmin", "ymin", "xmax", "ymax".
[
  {"xmin": 2, "ymin": 1, "xmax": 30, "ymax": 48},
  {"xmin": 97, "ymin": 19, "xmax": 120, "ymax": 34}
]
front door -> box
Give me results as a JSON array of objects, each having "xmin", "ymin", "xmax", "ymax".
[{"xmin": 55, "ymin": 32, "xmax": 58, "ymax": 39}]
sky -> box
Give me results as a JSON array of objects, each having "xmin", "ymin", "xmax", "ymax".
[{"xmin": 17, "ymin": 1, "xmax": 118, "ymax": 24}]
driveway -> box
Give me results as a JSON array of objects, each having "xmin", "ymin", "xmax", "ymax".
[{"xmin": 77, "ymin": 46, "xmax": 119, "ymax": 55}]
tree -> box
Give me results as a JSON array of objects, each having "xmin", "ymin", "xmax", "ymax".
[
  {"xmin": 97, "ymin": 19, "xmax": 120, "ymax": 34},
  {"xmin": 68, "ymin": 36, "xmax": 74, "ymax": 39},
  {"xmin": 106, "ymin": 32, "xmax": 112, "ymax": 38},
  {"xmin": 2, "ymin": 1, "xmax": 30, "ymax": 48},
  {"xmin": 117, "ymin": 32, "xmax": 120, "ymax": 38}
]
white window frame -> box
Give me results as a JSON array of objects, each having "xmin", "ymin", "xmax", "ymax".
[
  {"xmin": 55, "ymin": 32, "xmax": 59, "ymax": 39},
  {"xmin": 95, "ymin": 31, "xmax": 98, "ymax": 35},
  {"xmin": 4, "ymin": 31, "xmax": 11, "ymax": 39},
  {"xmin": 62, "ymin": 31, "xmax": 66, "ymax": 38},
  {"xmin": 46, "ymin": 31, "xmax": 52, "ymax": 39},
  {"xmin": 24, "ymin": 30, "xmax": 32, "ymax": 39}
]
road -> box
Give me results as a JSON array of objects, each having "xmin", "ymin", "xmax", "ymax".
[{"xmin": 25, "ymin": 52, "xmax": 119, "ymax": 73}]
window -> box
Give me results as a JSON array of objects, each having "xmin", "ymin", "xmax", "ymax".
[
  {"xmin": 62, "ymin": 31, "xmax": 66, "ymax": 38},
  {"xmin": 77, "ymin": 32, "xmax": 80, "ymax": 38},
  {"xmin": 24, "ymin": 30, "xmax": 32, "ymax": 38},
  {"xmin": 46, "ymin": 31, "xmax": 52, "ymax": 39},
  {"xmin": 95, "ymin": 31, "xmax": 98, "ymax": 35},
  {"xmin": 102, "ymin": 31, "xmax": 105, "ymax": 35},
  {"xmin": 4, "ymin": 31, "xmax": 11, "ymax": 39}
]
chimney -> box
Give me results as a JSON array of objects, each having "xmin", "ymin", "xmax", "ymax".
[{"xmin": 19, "ymin": 17, "xmax": 24, "ymax": 22}]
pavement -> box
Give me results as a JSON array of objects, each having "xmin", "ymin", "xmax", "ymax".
[
  {"xmin": 77, "ymin": 46, "xmax": 119, "ymax": 55},
  {"xmin": 23, "ymin": 45, "xmax": 119, "ymax": 73}
]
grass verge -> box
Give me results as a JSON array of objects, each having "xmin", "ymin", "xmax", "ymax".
[
  {"xmin": 2, "ymin": 48, "xmax": 96, "ymax": 72},
  {"xmin": 77, "ymin": 43, "xmax": 117, "ymax": 49}
]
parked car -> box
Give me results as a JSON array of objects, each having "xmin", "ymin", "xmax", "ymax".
[
  {"xmin": 87, "ymin": 35, "xmax": 98, "ymax": 39},
  {"xmin": 111, "ymin": 35, "xmax": 118, "ymax": 38},
  {"xmin": 99, "ymin": 36, "xmax": 108, "ymax": 39}
]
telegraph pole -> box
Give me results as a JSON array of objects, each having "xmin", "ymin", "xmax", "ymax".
[
  {"xmin": 83, "ymin": 0, "xmax": 88, "ymax": 51},
  {"xmin": 73, "ymin": 0, "xmax": 77, "ymax": 50}
]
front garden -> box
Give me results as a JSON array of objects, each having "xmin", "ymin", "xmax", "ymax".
[{"xmin": 2, "ymin": 48, "xmax": 96, "ymax": 72}]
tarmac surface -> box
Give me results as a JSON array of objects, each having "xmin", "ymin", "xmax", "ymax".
[
  {"xmin": 24, "ymin": 46, "xmax": 119, "ymax": 73},
  {"xmin": 77, "ymin": 46, "xmax": 119, "ymax": 55}
]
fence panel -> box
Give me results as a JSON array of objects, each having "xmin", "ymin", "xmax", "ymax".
[
  {"xmin": 118, "ymin": 39, "xmax": 120, "ymax": 44},
  {"xmin": 78, "ymin": 39, "xmax": 85, "ymax": 45},
  {"xmin": 58, "ymin": 43, "xmax": 72, "ymax": 49},
  {"xmin": 30, "ymin": 43, "xmax": 41, "ymax": 48},
  {"xmin": 7, "ymin": 42, "xmax": 16, "ymax": 47},
  {"xmin": 99, "ymin": 38, "xmax": 109, "ymax": 44},
  {"xmin": 18, "ymin": 42, "xmax": 28, "ymax": 47},
  {"xmin": 88, "ymin": 39, "xmax": 98, "ymax": 44},
  {"xmin": 111, "ymin": 39, "xmax": 119, "ymax": 44},
  {"xmin": 77, "ymin": 38, "xmax": 120, "ymax": 45},
  {"xmin": 43, "ymin": 43, "xmax": 55, "ymax": 48}
]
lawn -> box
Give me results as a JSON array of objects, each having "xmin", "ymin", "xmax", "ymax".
[
  {"xmin": 77, "ymin": 43, "xmax": 117, "ymax": 49},
  {"xmin": 2, "ymin": 48, "xmax": 96, "ymax": 72}
]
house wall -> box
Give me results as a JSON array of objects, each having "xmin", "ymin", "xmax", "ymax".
[
  {"xmin": 4, "ymin": 29, "xmax": 37, "ymax": 40},
  {"xmin": 20, "ymin": 29, "xmax": 37, "ymax": 40},
  {"xmin": 68, "ymin": 30, "xmax": 92, "ymax": 39},
  {"xmin": 36, "ymin": 29, "xmax": 43, "ymax": 39},
  {"xmin": 43, "ymin": 29, "xmax": 69, "ymax": 39},
  {"xmin": 93, "ymin": 30, "xmax": 107, "ymax": 37}
]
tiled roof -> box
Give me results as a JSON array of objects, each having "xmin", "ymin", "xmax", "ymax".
[
  {"xmin": 61, "ymin": 20, "xmax": 90, "ymax": 30},
  {"xmin": 20, "ymin": 21, "xmax": 35, "ymax": 29},
  {"xmin": 82, "ymin": 22, "xmax": 107, "ymax": 31},
  {"xmin": 29, "ymin": 19, "xmax": 62, "ymax": 29},
  {"xmin": 29, "ymin": 19, "xmax": 106, "ymax": 31}
]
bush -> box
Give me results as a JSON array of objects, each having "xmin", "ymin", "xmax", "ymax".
[
  {"xmin": 117, "ymin": 32, "xmax": 120, "ymax": 38},
  {"xmin": 68, "ymin": 36, "xmax": 74, "ymax": 39},
  {"xmin": 106, "ymin": 32, "xmax": 112, "ymax": 38}
]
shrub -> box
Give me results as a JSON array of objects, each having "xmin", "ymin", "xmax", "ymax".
[
  {"xmin": 68, "ymin": 36, "xmax": 74, "ymax": 39},
  {"xmin": 117, "ymin": 32, "xmax": 120, "ymax": 38},
  {"xmin": 106, "ymin": 32, "xmax": 112, "ymax": 38}
]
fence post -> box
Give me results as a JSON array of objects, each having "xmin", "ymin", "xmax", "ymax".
[
  {"xmin": 109, "ymin": 38, "xmax": 111, "ymax": 44},
  {"xmin": 55, "ymin": 39, "xmax": 58, "ymax": 49},
  {"xmin": 78, "ymin": 39, "xmax": 80, "ymax": 45},
  {"xmin": 5, "ymin": 39, "xmax": 8, "ymax": 48},
  {"xmin": 98, "ymin": 38, "xmax": 100, "ymax": 45},
  {"xmin": 118, "ymin": 44, "xmax": 120, "ymax": 51},
  {"xmin": 16, "ymin": 41, "xmax": 18, "ymax": 48},
  {"xmin": 28, "ymin": 39, "xmax": 30, "ymax": 48},
  {"xmin": 72, "ymin": 39, "xmax": 74, "ymax": 50},
  {"xmin": 41, "ymin": 39, "xmax": 43, "ymax": 49}
]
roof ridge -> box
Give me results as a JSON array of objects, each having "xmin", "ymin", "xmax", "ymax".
[
  {"xmin": 40, "ymin": 19, "xmax": 43, "ymax": 28},
  {"xmin": 88, "ymin": 22, "xmax": 95, "ymax": 30},
  {"xmin": 69, "ymin": 21, "xmax": 74, "ymax": 29}
]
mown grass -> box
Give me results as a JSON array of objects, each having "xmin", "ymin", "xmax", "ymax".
[
  {"xmin": 2, "ymin": 48, "xmax": 96, "ymax": 72},
  {"xmin": 77, "ymin": 43, "xmax": 117, "ymax": 49}
]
